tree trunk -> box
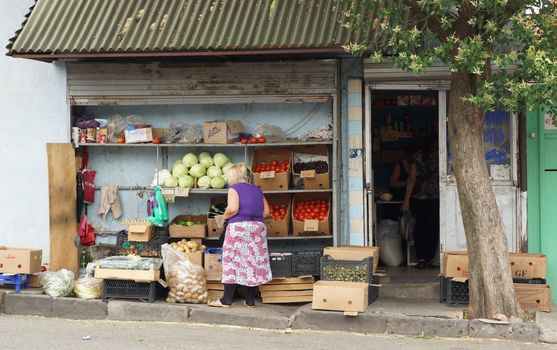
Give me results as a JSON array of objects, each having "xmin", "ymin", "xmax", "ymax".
[{"xmin": 447, "ymin": 72, "xmax": 522, "ymax": 319}]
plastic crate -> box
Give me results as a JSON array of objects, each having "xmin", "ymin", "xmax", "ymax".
[
  {"xmin": 445, "ymin": 277, "xmax": 469, "ymax": 306},
  {"xmin": 270, "ymin": 253, "xmax": 293, "ymax": 278},
  {"xmin": 513, "ymin": 278, "xmax": 547, "ymax": 284},
  {"xmin": 102, "ymin": 279, "xmax": 158, "ymax": 303},
  {"xmin": 116, "ymin": 230, "xmax": 168, "ymax": 257},
  {"xmin": 320, "ymin": 256, "xmax": 373, "ymax": 283},
  {"xmin": 369, "ymin": 274, "xmax": 380, "ymax": 305},
  {"xmin": 440, "ymin": 276, "xmax": 447, "ymax": 303},
  {"xmin": 292, "ymin": 250, "xmax": 321, "ymax": 277}
]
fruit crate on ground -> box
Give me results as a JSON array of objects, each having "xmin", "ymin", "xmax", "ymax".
[
  {"xmin": 260, "ymin": 276, "xmax": 315, "ymax": 304},
  {"xmin": 292, "ymin": 250, "xmax": 321, "ymax": 277},
  {"xmin": 116, "ymin": 230, "xmax": 168, "ymax": 257},
  {"xmin": 270, "ymin": 253, "xmax": 293, "ymax": 278},
  {"xmin": 320, "ymin": 256, "xmax": 378, "ymax": 304},
  {"xmin": 102, "ymin": 279, "xmax": 159, "ymax": 303}
]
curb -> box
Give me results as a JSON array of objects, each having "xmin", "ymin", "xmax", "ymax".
[{"xmin": 0, "ymin": 292, "xmax": 548, "ymax": 343}]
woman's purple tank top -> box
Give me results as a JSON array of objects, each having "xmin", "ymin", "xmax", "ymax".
[{"xmin": 228, "ymin": 183, "xmax": 264, "ymax": 224}]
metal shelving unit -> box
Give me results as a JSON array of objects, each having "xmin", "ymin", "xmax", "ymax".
[
  {"xmin": 204, "ymin": 235, "xmax": 333, "ymax": 241},
  {"xmin": 77, "ymin": 140, "xmax": 333, "ymax": 148}
]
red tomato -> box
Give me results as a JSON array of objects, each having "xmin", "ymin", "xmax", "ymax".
[
  {"xmin": 257, "ymin": 136, "xmax": 266, "ymax": 143},
  {"xmin": 250, "ymin": 137, "xmax": 257, "ymax": 144},
  {"xmin": 271, "ymin": 160, "xmax": 277, "ymax": 166},
  {"xmin": 241, "ymin": 137, "xmax": 249, "ymax": 144}
]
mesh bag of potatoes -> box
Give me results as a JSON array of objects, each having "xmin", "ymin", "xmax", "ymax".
[{"xmin": 161, "ymin": 243, "xmax": 208, "ymax": 304}]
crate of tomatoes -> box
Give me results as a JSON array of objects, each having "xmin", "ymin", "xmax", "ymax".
[
  {"xmin": 292, "ymin": 193, "xmax": 330, "ymax": 236},
  {"xmin": 252, "ymin": 148, "xmax": 291, "ymax": 190},
  {"xmin": 264, "ymin": 194, "xmax": 291, "ymax": 237}
]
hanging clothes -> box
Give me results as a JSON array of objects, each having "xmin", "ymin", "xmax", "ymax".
[{"xmin": 98, "ymin": 185, "xmax": 122, "ymax": 220}]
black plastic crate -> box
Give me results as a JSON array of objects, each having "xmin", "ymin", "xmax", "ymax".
[
  {"xmin": 445, "ymin": 277, "xmax": 469, "ymax": 306},
  {"xmin": 116, "ymin": 230, "xmax": 168, "ymax": 257},
  {"xmin": 440, "ymin": 276, "xmax": 447, "ymax": 303},
  {"xmin": 369, "ymin": 274, "xmax": 380, "ymax": 305},
  {"xmin": 320, "ymin": 256, "xmax": 373, "ymax": 283},
  {"xmin": 292, "ymin": 250, "xmax": 321, "ymax": 277},
  {"xmin": 513, "ymin": 278, "xmax": 547, "ymax": 284},
  {"xmin": 270, "ymin": 253, "xmax": 293, "ymax": 278},
  {"xmin": 102, "ymin": 279, "xmax": 158, "ymax": 303}
]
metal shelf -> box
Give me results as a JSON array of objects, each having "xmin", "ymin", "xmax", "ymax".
[
  {"xmin": 77, "ymin": 140, "xmax": 333, "ymax": 148},
  {"xmin": 203, "ymin": 235, "xmax": 333, "ymax": 241},
  {"xmin": 95, "ymin": 186, "xmax": 333, "ymax": 194}
]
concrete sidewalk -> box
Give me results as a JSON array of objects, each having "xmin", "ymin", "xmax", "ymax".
[{"xmin": 1, "ymin": 288, "xmax": 555, "ymax": 343}]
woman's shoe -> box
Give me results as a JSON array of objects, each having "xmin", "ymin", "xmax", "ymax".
[
  {"xmin": 208, "ymin": 299, "xmax": 231, "ymax": 308},
  {"xmin": 244, "ymin": 301, "xmax": 255, "ymax": 308}
]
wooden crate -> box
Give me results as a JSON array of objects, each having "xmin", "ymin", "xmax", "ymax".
[
  {"xmin": 260, "ymin": 277, "xmax": 315, "ymax": 304},
  {"xmin": 94, "ymin": 262, "xmax": 160, "ymax": 282}
]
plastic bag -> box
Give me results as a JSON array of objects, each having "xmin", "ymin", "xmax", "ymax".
[
  {"xmin": 74, "ymin": 274, "xmax": 102, "ymax": 299},
  {"xmin": 253, "ymin": 124, "xmax": 286, "ymax": 142},
  {"xmin": 41, "ymin": 269, "xmax": 75, "ymax": 299},
  {"xmin": 161, "ymin": 243, "xmax": 208, "ymax": 304},
  {"xmin": 97, "ymin": 256, "xmax": 163, "ymax": 270},
  {"xmin": 82, "ymin": 169, "xmax": 96, "ymax": 204},
  {"xmin": 301, "ymin": 123, "xmax": 333, "ymax": 140},
  {"xmin": 165, "ymin": 122, "xmax": 203, "ymax": 144},
  {"xmin": 150, "ymin": 169, "xmax": 171, "ymax": 187},
  {"xmin": 377, "ymin": 220, "xmax": 403, "ymax": 267},
  {"xmin": 125, "ymin": 115, "xmax": 146, "ymax": 126},
  {"xmin": 79, "ymin": 214, "xmax": 96, "ymax": 246},
  {"xmin": 107, "ymin": 115, "xmax": 126, "ymax": 143}
]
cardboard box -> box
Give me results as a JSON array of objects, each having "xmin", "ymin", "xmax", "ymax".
[
  {"xmin": 442, "ymin": 252, "xmax": 547, "ymax": 279},
  {"xmin": 442, "ymin": 251, "xmax": 469, "ymax": 278},
  {"xmin": 121, "ymin": 221, "xmax": 154, "ymax": 242},
  {"xmin": 152, "ymin": 128, "xmax": 169, "ymax": 141},
  {"xmin": 207, "ymin": 197, "xmax": 227, "ymax": 238},
  {"xmin": 185, "ymin": 251, "xmax": 203, "ymax": 267},
  {"xmin": 0, "ymin": 247, "xmax": 42, "ymax": 274},
  {"xmin": 94, "ymin": 262, "xmax": 160, "ymax": 282},
  {"xmin": 204, "ymin": 249, "xmax": 223, "ymax": 281},
  {"xmin": 203, "ymin": 120, "xmax": 244, "ymax": 144},
  {"xmin": 124, "ymin": 127, "xmax": 153, "ymax": 144},
  {"xmin": 169, "ymin": 215, "xmax": 207, "ymax": 238},
  {"xmin": 323, "ymin": 246, "xmax": 380, "ymax": 273},
  {"xmin": 28, "ymin": 273, "xmax": 42, "ymax": 288},
  {"xmin": 514, "ymin": 283, "xmax": 551, "ymax": 312},
  {"xmin": 292, "ymin": 145, "xmax": 330, "ymax": 190},
  {"xmin": 292, "ymin": 193, "xmax": 330, "ymax": 236},
  {"xmin": 264, "ymin": 194, "xmax": 291, "ymax": 237},
  {"xmin": 312, "ymin": 280, "xmax": 369, "ymax": 313},
  {"xmin": 253, "ymin": 148, "xmax": 291, "ymax": 190},
  {"xmin": 509, "ymin": 253, "xmax": 547, "ymax": 279}
]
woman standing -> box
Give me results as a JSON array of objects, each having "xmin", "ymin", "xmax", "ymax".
[
  {"xmin": 402, "ymin": 140, "xmax": 439, "ymax": 268},
  {"xmin": 209, "ymin": 163, "xmax": 272, "ymax": 307}
]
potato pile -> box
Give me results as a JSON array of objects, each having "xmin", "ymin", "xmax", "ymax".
[
  {"xmin": 166, "ymin": 262, "xmax": 208, "ymax": 304},
  {"xmin": 169, "ymin": 239, "xmax": 206, "ymax": 253}
]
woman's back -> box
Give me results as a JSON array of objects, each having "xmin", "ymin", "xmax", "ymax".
[{"xmin": 228, "ymin": 182, "xmax": 264, "ymax": 223}]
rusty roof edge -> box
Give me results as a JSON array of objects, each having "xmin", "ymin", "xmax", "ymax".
[{"xmin": 5, "ymin": 0, "xmax": 38, "ymax": 56}]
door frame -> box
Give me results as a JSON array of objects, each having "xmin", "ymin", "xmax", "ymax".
[{"xmin": 363, "ymin": 82, "xmax": 449, "ymax": 246}]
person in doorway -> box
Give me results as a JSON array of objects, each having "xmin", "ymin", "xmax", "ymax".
[
  {"xmin": 389, "ymin": 147, "xmax": 415, "ymax": 201},
  {"xmin": 403, "ymin": 139, "xmax": 440, "ymax": 268},
  {"xmin": 208, "ymin": 163, "xmax": 272, "ymax": 308}
]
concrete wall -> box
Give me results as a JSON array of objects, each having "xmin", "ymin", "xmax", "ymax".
[{"xmin": 0, "ymin": 0, "xmax": 68, "ymax": 262}]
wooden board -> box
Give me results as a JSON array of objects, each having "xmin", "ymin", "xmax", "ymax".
[
  {"xmin": 208, "ymin": 290, "xmax": 223, "ymax": 301},
  {"xmin": 259, "ymin": 283, "xmax": 315, "ymax": 291},
  {"xmin": 261, "ymin": 290, "xmax": 313, "ymax": 298},
  {"xmin": 47, "ymin": 143, "xmax": 78, "ymax": 275},
  {"xmin": 262, "ymin": 295, "xmax": 313, "ymax": 304},
  {"xmin": 207, "ymin": 283, "xmax": 224, "ymax": 290},
  {"xmin": 264, "ymin": 277, "xmax": 315, "ymax": 285}
]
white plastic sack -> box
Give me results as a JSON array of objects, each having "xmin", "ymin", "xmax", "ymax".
[
  {"xmin": 377, "ymin": 220, "xmax": 403, "ymax": 266},
  {"xmin": 41, "ymin": 269, "xmax": 75, "ymax": 299}
]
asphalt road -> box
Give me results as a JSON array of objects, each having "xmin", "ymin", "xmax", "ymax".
[{"xmin": 0, "ymin": 315, "xmax": 554, "ymax": 350}]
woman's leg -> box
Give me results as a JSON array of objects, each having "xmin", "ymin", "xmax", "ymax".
[
  {"xmin": 220, "ymin": 284, "xmax": 237, "ymax": 305},
  {"xmin": 245, "ymin": 287, "xmax": 256, "ymax": 306}
]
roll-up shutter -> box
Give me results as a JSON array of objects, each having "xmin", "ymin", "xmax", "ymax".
[{"xmin": 67, "ymin": 60, "xmax": 337, "ymax": 105}]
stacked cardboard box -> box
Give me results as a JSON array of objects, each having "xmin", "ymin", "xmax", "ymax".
[{"xmin": 260, "ymin": 277, "xmax": 315, "ymax": 303}]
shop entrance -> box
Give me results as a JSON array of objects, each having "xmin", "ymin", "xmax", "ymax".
[{"xmin": 366, "ymin": 89, "xmax": 441, "ymax": 281}]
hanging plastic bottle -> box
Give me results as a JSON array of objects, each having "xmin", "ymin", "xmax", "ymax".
[{"xmin": 147, "ymin": 186, "xmax": 169, "ymax": 226}]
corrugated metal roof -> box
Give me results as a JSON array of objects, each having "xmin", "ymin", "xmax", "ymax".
[{"xmin": 7, "ymin": 0, "xmax": 383, "ymax": 57}]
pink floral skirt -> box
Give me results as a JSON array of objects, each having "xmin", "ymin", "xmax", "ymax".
[{"xmin": 221, "ymin": 221, "xmax": 272, "ymax": 286}]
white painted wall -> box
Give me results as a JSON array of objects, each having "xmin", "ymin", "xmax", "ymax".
[{"xmin": 0, "ymin": 0, "xmax": 68, "ymax": 262}]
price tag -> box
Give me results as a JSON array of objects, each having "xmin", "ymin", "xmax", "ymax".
[
  {"xmin": 300, "ymin": 170, "xmax": 316, "ymax": 178},
  {"xmin": 161, "ymin": 188, "xmax": 175, "ymax": 203},
  {"xmin": 303, "ymin": 219, "xmax": 319, "ymax": 232},
  {"xmin": 260, "ymin": 171, "xmax": 276, "ymax": 179},
  {"xmin": 174, "ymin": 187, "xmax": 190, "ymax": 197}
]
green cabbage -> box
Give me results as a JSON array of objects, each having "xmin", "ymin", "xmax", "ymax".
[
  {"xmin": 200, "ymin": 156, "xmax": 214, "ymax": 168},
  {"xmin": 213, "ymin": 153, "xmax": 230, "ymax": 168},
  {"xmin": 197, "ymin": 175, "xmax": 212, "ymax": 189},
  {"xmin": 182, "ymin": 153, "xmax": 198, "ymax": 167},
  {"xmin": 164, "ymin": 175, "xmax": 179, "ymax": 187},
  {"xmin": 178, "ymin": 175, "xmax": 194, "ymax": 188},
  {"xmin": 172, "ymin": 163, "xmax": 188, "ymax": 177},
  {"xmin": 189, "ymin": 164, "xmax": 206, "ymax": 178},
  {"xmin": 207, "ymin": 166, "xmax": 223, "ymax": 178},
  {"xmin": 210, "ymin": 176, "xmax": 226, "ymax": 189}
]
